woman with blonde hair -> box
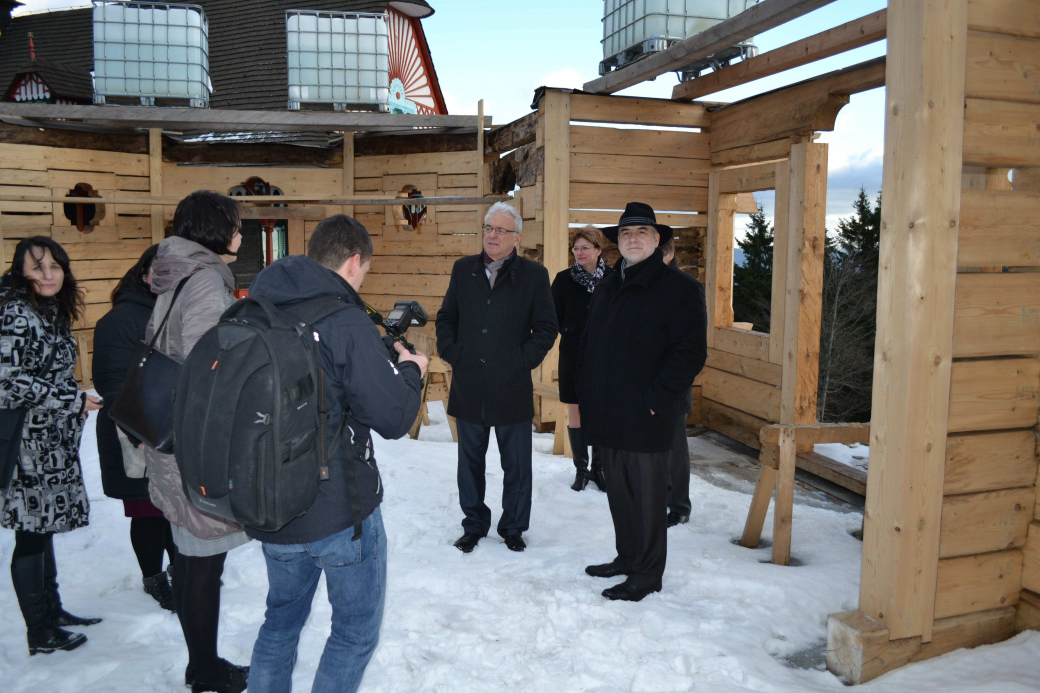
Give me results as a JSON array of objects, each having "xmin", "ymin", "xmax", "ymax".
[{"xmin": 550, "ymin": 225, "xmax": 612, "ymax": 491}]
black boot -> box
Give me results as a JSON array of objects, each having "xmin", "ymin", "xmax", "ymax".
[
  {"xmin": 143, "ymin": 571, "xmax": 176, "ymax": 612},
  {"xmin": 567, "ymin": 427, "xmax": 589, "ymax": 491},
  {"xmin": 44, "ymin": 541, "xmax": 101, "ymax": 627},
  {"xmin": 589, "ymin": 447, "xmax": 607, "ymax": 492},
  {"xmin": 11, "ymin": 553, "xmax": 87, "ymax": 655}
]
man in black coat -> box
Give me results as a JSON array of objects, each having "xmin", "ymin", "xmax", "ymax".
[
  {"xmin": 436, "ymin": 201, "xmax": 557, "ymax": 553},
  {"xmin": 578, "ymin": 202, "xmax": 707, "ymax": 601}
]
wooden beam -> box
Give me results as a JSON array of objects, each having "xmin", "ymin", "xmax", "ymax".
[
  {"xmin": 859, "ymin": 0, "xmax": 968, "ymax": 643},
  {"xmin": 673, "ymin": 10, "xmax": 887, "ymax": 101},
  {"xmin": 772, "ymin": 427, "xmax": 796, "ymax": 565},
  {"xmin": 568, "ymin": 92, "xmax": 710, "ymax": 128},
  {"xmin": 149, "ymin": 128, "xmax": 163, "ymax": 245},
  {"xmin": 584, "ymin": 0, "xmax": 839, "ymax": 94},
  {"xmin": 342, "ymin": 133, "xmax": 355, "ymax": 219},
  {"xmin": 797, "ymin": 451, "xmax": 867, "ymax": 496},
  {"xmin": 741, "ymin": 464, "xmax": 778, "ymax": 548},
  {"xmin": 0, "ymin": 103, "xmax": 492, "ymax": 132},
  {"xmin": 710, "ymin": 58, "xmax": 886, "ymax": 153},
  {"xmin": 542, "ymin": 90, "xmax": 571, "ymax": 396},
  {"xmin": 238, "ymin": 206, "xmax": 326, "ymax": 220},
  {"xmin": 827, "ymin": 607, "xmax": 1017, "ymax": 685},
  {"xmin": 485, "ymin": 111, "xmax": 538, "ymax": 155},
  {"xmin": 0, "ymin": 194, "xmax": 509, "ymax": 207},
  {"xmin": 779, "ymin": 141, "xmax": 827, "ymax": 426},
  {"xmin": 760, "ymin": 422, "xmax": 870, "ymax": 446}
]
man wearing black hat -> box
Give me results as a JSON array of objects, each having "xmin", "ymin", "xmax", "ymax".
[{"xmin": 577, "ymin": 202, "xmax": 707, "ymax": 601}]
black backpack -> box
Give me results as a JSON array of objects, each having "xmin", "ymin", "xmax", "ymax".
[{"xmin": 173, "ymin": 295, "xmax": 354, "ymax": 532}]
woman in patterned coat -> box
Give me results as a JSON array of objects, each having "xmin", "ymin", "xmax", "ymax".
[{"xmin": 0, "ymin": 236, "xmax": 104, "ymax": 655}]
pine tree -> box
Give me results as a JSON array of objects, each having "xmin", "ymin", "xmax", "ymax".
[
  {"xmin": 732, "ymin": 206, "xmax": 773, "ymax": 332},
  {"xmin": 817, "ymin": 189, "xmax": 882, "ymax": 422}
]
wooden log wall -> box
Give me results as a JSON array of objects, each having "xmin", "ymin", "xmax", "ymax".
[
  {"xmin": 0, "ymin": 142, "xmax": 156, "ymax": 386},
  {"xmin": 524, "ymin": 90, "xmax": 713, "ymax": 427},
  {"xmin": 828, "ymin": 0, "xmax": 1040, "ymax": 683}
]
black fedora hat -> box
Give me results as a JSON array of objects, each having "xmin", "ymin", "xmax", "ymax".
[{"xmin": 601, "ymin": 202, "xmax": 673, "ymax": 245}]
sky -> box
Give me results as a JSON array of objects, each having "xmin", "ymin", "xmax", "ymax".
[{"xmin": 13, "ymin": 0, "xmax": 887, "ymax": 232}]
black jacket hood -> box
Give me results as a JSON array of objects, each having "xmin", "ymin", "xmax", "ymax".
[{"xmin": 249, "ymin": 254, "xmax": 359, "ymax": 308}]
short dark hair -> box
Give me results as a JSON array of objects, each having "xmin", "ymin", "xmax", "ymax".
[
  {"xmin": 1, "ymin": 236, "xmax": 84, "ymax": 331},
  {"xmin": 173, "ymin": 191, "xmax": 241, "ymax": 256},
  {"xmin": 660, "ymin": 238, "xmax": 675, "ymax": 256},
  {"xmin": 307, "ymin": 215, "xmax": 373, "ymax": 270},
  {"xmin": 111, "ymin": 244, "xmax": 159, "ymax": 304}
]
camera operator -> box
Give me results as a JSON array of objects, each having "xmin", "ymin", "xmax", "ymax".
[{"xmin": 244, "ymin": 214, "xmax": 427, "ymax": 693}]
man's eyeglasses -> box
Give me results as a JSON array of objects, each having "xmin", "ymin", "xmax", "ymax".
[{"xmin": 483, "ymin": 225, "xmax": 517, "ymax": 236}]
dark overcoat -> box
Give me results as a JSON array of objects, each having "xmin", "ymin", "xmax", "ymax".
[
  {"xmin": 92, "ymin": 283, "xmax": 155, "ymax": 500},
  {"xmin": 436, "ymin": 253, "xmax": 557, "ymax": 426},
  {"xmin": 578, "ymin": 250, "xmax": 707, "ymax": 453},
  {"xmin": 551, "ymin": 264, "xmax": 613, "ymax": 404}
]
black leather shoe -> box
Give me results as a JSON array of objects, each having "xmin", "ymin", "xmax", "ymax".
[
  {"xmin": 190, "ymin": 659, "xmax": 248, "ymax": 693},
  {"xmin": 667, "ymin": 512, "xmax": 690, "ymax": 528},
  {"xmin": 504, "ymin": 535, "xmax": 526, "ymax": 552},
  {"xmin": 602, "ymin": 578, "xmax": 662, "ymax": 602},
  {"xmin": 187, "ymin": 660, "xmax": 248, "ymax": 690},
  {"xmin": 454, "ymin": 532, "xmax": 482, "ymax": 553},
  {"xmin": 144, "ymin": 572, "xmax": 176, "ymax": 612},
  {"xmin": 585, "ymin": 560, "xmax": 627, "ymax": 578}
]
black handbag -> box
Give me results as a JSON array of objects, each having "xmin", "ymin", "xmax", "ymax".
[
  {"xmin": 110, "ymin": 276, "xmax": 191, "ymax": 454},
  {"xmin": 0, "ymin": 325, "xmax": 60, "ymax": 492}
]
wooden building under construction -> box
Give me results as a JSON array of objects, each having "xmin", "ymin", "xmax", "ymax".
[{"xmin": 3, "ymin": 0, "xmax": 1040, "ymax": 685}]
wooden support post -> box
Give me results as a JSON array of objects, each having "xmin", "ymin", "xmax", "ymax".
[
  {"xmin": 854, "ymin": 0, "xmax": 969, "ymax": 644},
  {"xmin": 476, "ymin": 100, "xmax": 486, "ymax": 253},
  {"xmin": 741, "ymin": 463, "xmax": 778, "ymax": 548},
  {"xmin": 779, "ymin": 141, "xmax": 827, "ymax": 426},
  {"xmin": 772, "ymin": 426, "xmax": 796, "ymax": 565},
  {"xmin": 149, "ymin": 128, "xmax": 164, "ymax": 244},
  {"xmin": 0, "ymin": 211, "xmax": 5, "ymax": 269},
  {"xmin": 287, "ymin": 218, "xmax": 305, "ymax": 256},
  {"xmin": 553, "ymin": 403, "xmax": 568, "ymax": 456},
  {"xmin": 76, "ymin": 332, "xmax": 91, "ymax": 387},
  {"xmin": 541, "ymin": 90, "xmax": 572, "ymax": 423},
  {"xmin": 342, "ymin": 133, "xmax": 354, "ymax": 219}
]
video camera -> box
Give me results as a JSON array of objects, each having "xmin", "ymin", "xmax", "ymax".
[{"xmin": 364, "ymin": 300, "xmax": 428, "ymax": 363}]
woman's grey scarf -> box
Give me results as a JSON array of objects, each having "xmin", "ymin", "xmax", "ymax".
[{"xmin": 570, "ymin": 258, "xmax": 606, "ymax": 293}]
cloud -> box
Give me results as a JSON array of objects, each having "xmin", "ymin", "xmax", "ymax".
[{"xmin": 534, "ymin": 67, "xmax": 587, "ymax": 91}]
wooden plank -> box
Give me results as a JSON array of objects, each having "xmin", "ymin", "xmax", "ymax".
[
  {"xmin": 0, "ymin": 143, "xmax": 149, "ymax": 176},
  {"xmin": 362, "ymin": 273, "xmax": 451, "ymax": 297},
  {"xmin": 702, "ymin": 399, "xmax": 770, "ymax": 450},
  {"xmin": 0, "ymin": 169, "xmax": 48, "ymax": 186},
  {"xmin": 47, "ymin": 170, "xmax": 117, "ymax": 190},
  {"xmin": 69, "ymin": 257, "xmax": 137, "ymax": 281},
  {"xmin": 945, "ymin": 430, "xmax": 1038, "ymax": 495},
  {"xmin": 674, "ymin": 10, "xmax": 887, "ymax": 101},
  {"xmin": 1017, "ymin": 589, "xmax": 1040, "ymax": 632},
  {"xmin": 53, "ymin": 238, "xmax": 152, "ymax": 261},
  {"xmin": 741, "ymin": 464, "xmax": 777, "ymax": 548},
  {"xmin": 797, "ymin": 451, "xmax": 867, "ymax": 496},
  {"xmin": 859, "ymin": 0, "xmax": 968, "ymax": 643},
  {"xmin": 486, "ymin": 111, "xmax": 538, "ymax": 155},
  {"xmin": 709, "ymin": 181, "xmax": 737, "ymax": 331},
  {"xmin": 570, "ymin": 152, "xmax": 708, "ymax": 188},
  {"xmin": 826, "ymin": 607, "xmax": 1017, "ymax": 685},
  {"xmin": 716, "ymin": 162, "xmax": 777, "ymax": 194},
  {"xmin": 965, "ymin": 31, "xmax": 1040, "ymax": 104},
  {"xmin": 709, "ymin": 59, "xmax": 886, "ymax": 154},
  {"xmin": 953, "ymin": 273, "xmax": 1040, "ymax": 356},
  {"xmin": 701, "ymin": 368, "xmax": 781, "ymax": 422},
  {"xmin": 567, "ymin": 92, "xmax": 709, "ymax": 128},
  {"xmin": 569, "ymin": 182, "xmax": 706, "ymax": 213},
  {"xmin": 934, "ymin": 550, "xmax": 1022, "ymax": 619},
  {"xmin": 149, "ymin": 129, "xmax": 163, "ymax": 245},
  {"xmin": 959, "ymin": 189, "xmax": 1040, "ymax": 267},
  {"xmin": 0, "ymin": 103, "xmax": 490, "ymax": 132},
  {"xmin": 1024, "ymin": 522, "xmax": 1040, "ymax": 593},
  {"xmin": 939, "ymin": 488, "xmax": 1035, "ymax": 559},
  {"xmin": 542, "ymin": 90, "xmax": 572, "ymax": 399},
  {"xmin": 967, "ymin": 0, "xmax": 1040, "ymax": 38},
  {"xmin": 712, "ymin": 138, "xmax": 795, "ymax": 168},
  {"xmin": 569, "ymin": 209, "xmax": 706, "ymax": 227},
  {"xmin": 963, "ymin": 99, "xmax": 1040, "ymax": 167},
  {"xmin": 769, "ymin": 160, "xmax": 791, "ymax": 364},
  {"xmin": 779, "ymin": 142, "xmax": 827, "ymax": 426},
  {"xmin": 355, "ymin": 151, "xmax": 478, "ymax": 178},
  {"xmin": 0, "ymin": 185, "xmax": 51, "ymax": 213},
  {"xmin": 706, "ymin": 349, "xmax": 783, "ymax": 387},
  {"xmin": 713, "ymin": 326, "xmax": 771, "ymax": 362},
  {"xmin": 570, "ymin": 125, "xmax": 709, "ymax": 159},
  {"xmin": 369, "ymin": 256, "xmax": 457, "ymax": 275},
  {"xmin": 238, "ymin": 206, "xmax": 327, "ymax": 221},
  {"xmin": 584, "ymin": 0, "xmax": 839, "ymax": 94},
  {"xmin": 760, "ymin": 421, "xmax": 869, "ymax": 446},
  {"xmin": 772, "ymin": 427, "xmax": 796, "ymax": 566},
  {"xmin": 947, "ymin": 357, "xmax": 1040, "ymax": 432},
  {"xmin": 116, "ymin": 175, "xmax": 150, "ymax": 192}
]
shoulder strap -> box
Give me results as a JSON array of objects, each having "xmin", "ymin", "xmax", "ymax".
[
  {"xmin": 325, "ymin": 409, "xmax": 364, "ymax": 541},
  {"xmin": 147, "ymin": 276, "xmax": 193, "ymax": 352},
  {"xmin": 291, "ymin": 296, "xmax": 357, "ymax": 332}
]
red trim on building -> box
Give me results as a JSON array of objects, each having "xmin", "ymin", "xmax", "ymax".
[{"xmin": 409, "ymin": 15, "xmax": 447, "ymax": 114}]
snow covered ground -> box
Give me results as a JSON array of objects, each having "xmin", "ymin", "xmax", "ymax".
[
  {"xmin": 814, "ymin": 443, "xmax": 870, "ymax": 473},
  {"xmin": 1, "ymin": 404, "xmax": 1038, "ymax": 692}
]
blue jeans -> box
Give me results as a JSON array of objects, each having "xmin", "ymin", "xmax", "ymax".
[{"xmin": 248, "ymin": 508, "xmax": 387, "ymax": 693}]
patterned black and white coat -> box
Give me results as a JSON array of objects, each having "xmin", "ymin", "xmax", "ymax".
[{"xmin": 0, "ymin": 293, "xmax": 89, "ymax": 533}]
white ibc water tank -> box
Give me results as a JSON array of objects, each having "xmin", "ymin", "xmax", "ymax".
[
  {"xmin": 602, "ymin": 0, "xmax": 760, "ymax": 73},
  {"xmin": 92, "ymin": 1, "xmax": 210, "ymax": 107},
  {"xmin": 286, "ymin": 10, "xmax": 390, "ymax": 111}
]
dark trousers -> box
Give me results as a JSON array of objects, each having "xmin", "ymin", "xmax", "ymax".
[
  {"xmin": 667, "ymin": 410, "xmax": 692, "ymax": 516},
  {"xmin": 602, "ymin": 447, "xmax": 669, "ymax": 586},
  {"xmin": 456, "ymin": 419, "xmax": 532, "ymax": 537}
]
